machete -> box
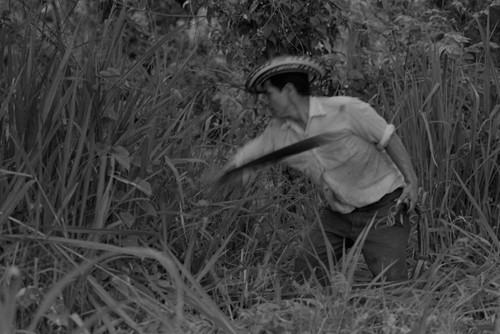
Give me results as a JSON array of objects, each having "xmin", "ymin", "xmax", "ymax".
[{"xmin": 215, "ymin": 132, "xmax": 336, "ymax": 185}]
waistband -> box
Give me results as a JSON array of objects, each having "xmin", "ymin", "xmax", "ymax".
[{"xmin": 352, "ymin": 187, "xmax": 403, "ymax": 213}]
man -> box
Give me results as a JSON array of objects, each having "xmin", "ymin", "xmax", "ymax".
[{"xmin": 220, "ymin": 55, "xmax": 418, "ymax": 283}]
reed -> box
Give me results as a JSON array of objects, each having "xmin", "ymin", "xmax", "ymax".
[{"xmin": 0, "ymin": 1, "xmax": 499, "ymax": 333}]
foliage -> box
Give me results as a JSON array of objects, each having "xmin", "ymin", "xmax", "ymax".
[
  {"xmin": 0, "ymin": 0, "xmax": 499, "ymax": 333},
  {"xmin": 191, "ymin": 0, "xmax": 345, "ymax": 65},
  {"xmin": 0, "ymin": 1, "xmax": 237, "ymax": 332}
]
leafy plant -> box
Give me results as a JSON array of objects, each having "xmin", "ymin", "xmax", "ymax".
[
  {"xmin": 191, "ymin": 0, "xmax": 345, "ymax": 66},
  {"xmin": 1, "ymin": 0, "xmax": 500, "ymax": 333},
  {"xmin": 0, "ymin": 2, "xmax": 238, "ymax": 332}
]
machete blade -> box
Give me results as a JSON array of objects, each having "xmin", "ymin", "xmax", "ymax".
[{"xmin": 215, "ymin": 132, "xmax": 335, "ymax": 185}]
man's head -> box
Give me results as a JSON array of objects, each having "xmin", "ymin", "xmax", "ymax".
[{"xmin": 245, "ymin": 56, "xmax": 324, "ymax": 122}]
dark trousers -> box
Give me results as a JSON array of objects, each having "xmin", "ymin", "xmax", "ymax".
[{"xmin": 294, "ymin": 188, "xmax": 411, "ymax": 284}]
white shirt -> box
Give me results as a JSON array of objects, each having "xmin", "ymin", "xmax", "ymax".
[{"xmin": 232, "ymin": 96, "xmax": 405, "ymax": 213}]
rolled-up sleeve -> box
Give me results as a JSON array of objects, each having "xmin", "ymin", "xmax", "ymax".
[
  {"xmin": 376, "ymin": 124, "xmax": 395, "ymax": 150},
  {"xmin": 346, "ymin": 99, "xmax": 395, "ymax": 150}
]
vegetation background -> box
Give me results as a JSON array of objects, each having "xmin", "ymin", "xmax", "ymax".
[{"xmin": 0, "ymin": 0, "xmax": 499, "ymax": 333}]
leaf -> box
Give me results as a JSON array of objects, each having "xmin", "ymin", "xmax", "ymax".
[
  {"xmin": 309, "ymin": 16, "xmax": 320, "ymax": 28},
  {"xmin": 119, "ymin": 211, "xmax": 135, "ymax": 228},
  {"xmin": 98, "ymin": 67, "xmax": 121, "ymax": 78},
  {"xmin": 324, "ymin": 2, "xmax": 333, "ymax": 15},
  {"xmin": 122, "ymin": 235, "xmax": 140, "ymax": 247},
  {"xmin": 113, "ymin": 176, "xmax": 152, "ymax": 196},
  {"xmin": 103, "ymin": 108, "xmax": 119, "ymax": 121},
  {"xmin": 134, "ymin": 177, "xmax": 152, "ymax": 197},
  {"xmin": 138, "ymin": 201, "xmax": 158, "ymax": 217},
  {"xmin": 323, "ymin": 39, "xmax": 333, "ymax": 53},
  {"xmin": 262, "ymin": 23, "xmax": 276, "ymax": 38},
  {"xmin": 248, "ymin": 0, "xmax": 259, "ymax": 17},
  {"xmin": 111, "ymin": 146, "xmax": 131, "ymax": 171}
]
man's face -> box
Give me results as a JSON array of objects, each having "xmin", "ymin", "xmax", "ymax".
[{"xmin": 264, "ymin": 81, "xmax": 290, "ymax": 119}]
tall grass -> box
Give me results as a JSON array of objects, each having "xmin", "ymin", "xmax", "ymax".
[
  {"xmin": 0, "ymin": 1, "xmax": 499, "ymax": 333},
  {"xmin": 0, "ymin": 3, "xmax": 239, "ymax": 333},
  {"xmin": 381, "ymin": 19, "xmax": 500, "ymax": 253},
  {"xmin": 371, "ymin": 14, "xmax": 500, "ymax": 332}
]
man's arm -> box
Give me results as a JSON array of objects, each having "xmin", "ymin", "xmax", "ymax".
[
  {"xmin": 213, "ymin": 121, "xmax": 280, "ymax": 187},
  {"xmin": 384, "ymin": 133, "xmax": 419, "ymax": 212}
]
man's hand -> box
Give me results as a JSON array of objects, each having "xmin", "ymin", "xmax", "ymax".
[
  {"xmin": 397, "ymin": 182, "xmax": 418, "ymax": 212},
  {"xmin": 206, "ymin": 162, "xmax": 254, "ymax": 188}
]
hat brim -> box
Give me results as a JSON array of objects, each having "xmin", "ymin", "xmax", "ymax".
[{"xmin": 245, "ymin": 56, "xmax": 325, "ymax": 94}]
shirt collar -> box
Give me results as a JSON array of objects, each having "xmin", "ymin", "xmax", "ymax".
[
  {"xmin": 281, "ymin": 118, "xmax": 304, "ymax": 134},
  {"xmin": 309, "ymin": 96, "xmax": 327, "ymax": 117}
]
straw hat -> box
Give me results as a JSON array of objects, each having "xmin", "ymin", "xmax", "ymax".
[{"xmin": 245, "ymin": 55, "xmax": 325, "ymax": 94}]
